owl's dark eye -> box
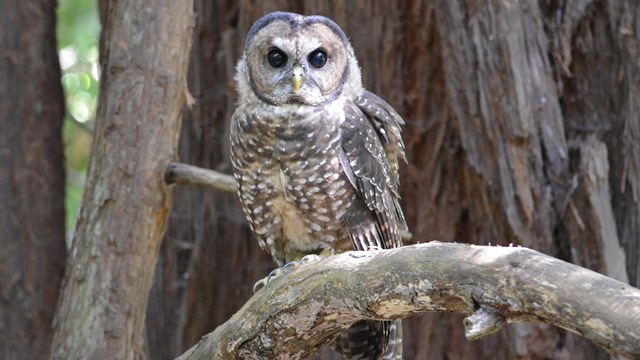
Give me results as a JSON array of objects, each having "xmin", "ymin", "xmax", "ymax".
[
  {"xmin": 267, "ymin": 48, "xmax": 287, "ymax": 68},
  {"xmin": 308, "ymin": 49, "xmax": 327, "ymax": 68}
]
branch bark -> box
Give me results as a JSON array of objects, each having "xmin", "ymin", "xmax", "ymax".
[
  {"xmin": 166, "ymin": 162, "xmax": 237, "ymax": 193},
  {"xmin": 176, "ymin": 243, "xmax": 640, "ymax": 359}
]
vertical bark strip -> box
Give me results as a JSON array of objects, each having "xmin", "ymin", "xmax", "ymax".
[
  {"xmin": 0, "ymin": 1, "xmax": 66, "ymax": 359},
  {"xmin": 426, "ymin": 1, "xmax": 603, "ymax": 358},
  {"xmin": 608, "ymin": 0, "xmax": 640, "ymax": 288},
  {"xmin": 50, "ymin": 1, "xmax": 194, "ymax": 358}
]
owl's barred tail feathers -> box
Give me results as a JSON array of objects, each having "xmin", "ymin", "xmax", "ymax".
[
  {"xmin": 383, "ymin": 320, "xmax": 403, "ymax": 360},
  {"xmin": 333, "ymin": 319, "xmax": 403, "ymax": 360}
]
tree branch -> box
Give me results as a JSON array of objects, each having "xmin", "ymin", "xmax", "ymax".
[
  {"xmin": 176, "ymin": 243, "xmax": 640, "ymax": 359},
  {"xmin": 166, "ymin": 162, "xmax": 238, "ymax": 193}
]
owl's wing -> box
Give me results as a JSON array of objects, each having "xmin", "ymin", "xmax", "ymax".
[{"xmin": 340, "ymin": 90, "xmax": 407, "ymax": 251}]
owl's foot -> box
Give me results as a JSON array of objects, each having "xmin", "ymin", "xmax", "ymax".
[{"xmin": 253, "ymin": 254, "xmax": 324, "ymax": 293}]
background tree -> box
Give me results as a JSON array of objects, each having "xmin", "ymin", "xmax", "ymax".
[
  {"xmin": 50, "ymin": 0, "xmax": 193, "ymax": 358},
  {"xmin": 0, "ymin": 2, "xmax": 66, "ymax": 359},
  {"xmin": 147, "ymin": 1, "xmax": 639, "ymax": 359}
]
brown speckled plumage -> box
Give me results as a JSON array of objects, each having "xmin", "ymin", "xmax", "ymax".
[{"xmin": 230, "ymin": 12, "xmax": 407, "ymax": 360}]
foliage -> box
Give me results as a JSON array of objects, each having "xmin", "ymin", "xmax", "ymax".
[{"xmin": 56, "ymin": 0, "xmax": 100, "ymax": 237}]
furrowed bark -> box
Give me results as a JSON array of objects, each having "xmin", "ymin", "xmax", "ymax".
[{"xmin": 0, "ymin": 1, "xmax": 65, "ymax": 359}]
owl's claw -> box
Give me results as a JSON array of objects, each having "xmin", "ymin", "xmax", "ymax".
[
  {"xmin": 254, "ymin": 268, "xmax": 282, "ymax": 292},
  {"xmin": 253, "ymin": 255, "xmax": 325, "ymax": 293},
  {"xmin": 300, "ymin": 254, "xmax": 323, "ymax": 264},
  {"xmin": 253, "ymin": 276, "xmax": 271, "ymax": 293}
]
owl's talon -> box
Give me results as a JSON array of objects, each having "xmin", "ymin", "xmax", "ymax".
[
  {"xmin": 300, "ymin": 254, "xmax": 323, "ymax": 264},
  {"xmin": 282, "ymin": 260, "xmax": 300, "ymax": 271},
  {"xmin": 253, "ymin": 279, "xmax": 267, "ymax": 293},
  {"xmin": 253, "ymin": 261, "xmax": 298, "ymax": 293},
  {"xmin": 253, "ymin": 256, "xmax": 325, "ymax": 293}
]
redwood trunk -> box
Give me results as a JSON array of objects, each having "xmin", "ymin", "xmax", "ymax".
[{"xmin": 0, "ymin": 1, "xmax": 65, "ymax": 359}]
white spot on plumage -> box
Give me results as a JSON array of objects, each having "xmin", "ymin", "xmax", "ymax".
[
  {"xmin": 331, "ymin": 199, "xmax": 343, "ymax": 210},
  {"xmin": 323, "ymin": 235, "xmax": 336, "ymax": 243},
  {"xmin": 323, "ymin": 172, "xmax": 339, "ymax": 181}
]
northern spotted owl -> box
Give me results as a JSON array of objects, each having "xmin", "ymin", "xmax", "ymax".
[{"xmin": 230, "ymin": 12, "xmax": 407, "ymax": 360}]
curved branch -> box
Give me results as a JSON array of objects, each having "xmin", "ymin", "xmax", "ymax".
[{"xmin": 176, "ymin": 243, "xmax": 640, "ymax": 359}]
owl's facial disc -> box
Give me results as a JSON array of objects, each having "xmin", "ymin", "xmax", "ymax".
[{"xmin": 243, "ymin": 14, "xmax": 356, "ymax": 106}]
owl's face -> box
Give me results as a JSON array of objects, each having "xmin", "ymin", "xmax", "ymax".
[{"xmin": 237, "ymin": 12, "xmax": 363, "ymax": 106}]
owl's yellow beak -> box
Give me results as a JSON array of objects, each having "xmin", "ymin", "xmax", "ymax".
[{"xmin": 292, "ymin": 66, "xmax": 303, "ymax": 94}]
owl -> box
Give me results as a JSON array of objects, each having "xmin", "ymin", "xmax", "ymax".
[{"xmin": 230, "ymin": 12, "xmax": 407, "ymax": 360}]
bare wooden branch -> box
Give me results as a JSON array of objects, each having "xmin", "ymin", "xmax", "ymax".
[
  {"xmin": 166, "ymin": 162, "xmax": 238, "ymax": 193},
  {"xmin": 176, "ymin": 242, "xmax": 640, "ymax": 359}
]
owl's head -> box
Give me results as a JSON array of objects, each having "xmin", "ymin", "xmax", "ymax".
[{"xmin": 236, "ymin": 12, "xmax": 363, "ymax": 106}]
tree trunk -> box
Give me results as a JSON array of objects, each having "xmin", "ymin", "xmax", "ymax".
[
  {"xmin": 50, "ymin": 1, "xmax": 194, "ymax": 358},
  {"xmin": 147, "ymin": 1, "xmax": 639, "ymax": 359},
  {"xmin": 0, "ymin": 2, "xmax": 65, "ymax": 359}
]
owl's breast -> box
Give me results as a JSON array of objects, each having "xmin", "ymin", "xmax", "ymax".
[{"xmin": 231, "ymin": 106, "xmax": 355, "ymax": 264}]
